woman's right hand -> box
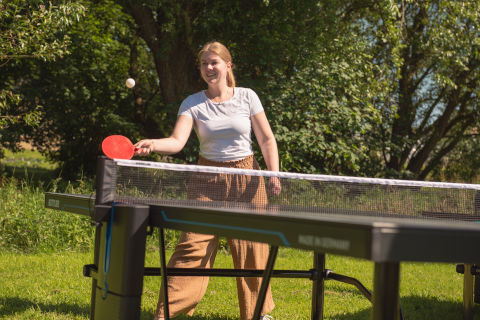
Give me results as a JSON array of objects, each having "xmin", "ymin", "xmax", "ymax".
[{"xmin": 134, "ymin": 139, "xmax": 156, "ymax": 156}]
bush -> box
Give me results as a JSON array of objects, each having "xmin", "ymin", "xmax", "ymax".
[
  {"xmin": 0, "ymin": 176, "xmax": 95, "ymax": 252},
  {"xmin": 0, "ymin": 175, "xmax": 186, "ymax": 253}
]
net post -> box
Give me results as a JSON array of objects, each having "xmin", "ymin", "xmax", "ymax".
[
  {"xmin": 95, "ymin": 156, "xmax": 116, "ymax": 206},
  {"xmin": 92, "ymin": 204, "xmax": 149, "ymax": 320},
  {"xmin": 90, "ymin": 156, "xmax": 116, "ymax": 319}
]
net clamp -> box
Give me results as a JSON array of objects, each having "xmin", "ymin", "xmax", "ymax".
[
  {"xmin": 92, "ymin": 205, "xmax": 113, "ymax": 223},
  {"xmin": 83, "ymin": 264, "xmax": 98, "ymax": 279}
]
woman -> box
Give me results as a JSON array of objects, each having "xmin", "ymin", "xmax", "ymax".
[{"xmin": 134, "ymin": 41, "xmax": 281, "ymax": 320}]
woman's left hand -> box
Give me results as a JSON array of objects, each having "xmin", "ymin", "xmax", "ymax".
[{"xmin": 268, "ymin": 177, "xmax": 282, "ymax": 196}]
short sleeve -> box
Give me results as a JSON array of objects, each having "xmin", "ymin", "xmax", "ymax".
[
  {"xmin": 247, "ymin": 89, "xmax": 264, "ymax": 116},
  {"xmin": 177, "ymin": 96, "xmax": 195, "ymax": 118}
]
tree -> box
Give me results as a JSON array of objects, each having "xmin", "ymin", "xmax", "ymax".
[
  {"xmin": 374, "ymin": 0, "xmax": 480, "ymax": 180},
  {"xmin": 263, "ymin": 36, "xmax": 383, "ymax": 174},
  {"xmin": 0, "ymin": 0, "xmax": 163, "ymax": 177},
  {"xmin": 0, "ymin": 0, "xmax": 85, "ymax": 142},
  {"xmin": 20, "ymin": 1, "xmax": 160, "ymax": 177},
  {"xmin": 262, "ymin": 0, "xmax": 395, "ymax": 174}
]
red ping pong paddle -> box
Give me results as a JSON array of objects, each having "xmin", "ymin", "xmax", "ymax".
[{"xmin": 101, "ymin": 135, "xmax": 137, "ymax": 159}]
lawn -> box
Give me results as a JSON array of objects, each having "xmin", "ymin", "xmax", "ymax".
[
  {"xmin": 1, "ymin": 148, "xmax": 58, "ymax": 183},
  {"xmin": 0, "ymin": 247, "xmax": 478, "ymax": 320}
]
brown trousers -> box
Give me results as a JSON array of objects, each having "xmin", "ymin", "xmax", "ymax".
[{"xmin": 155, "ymin": 155, "xmax": 275, "ymax": 320}]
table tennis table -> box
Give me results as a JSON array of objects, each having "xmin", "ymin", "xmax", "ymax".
[{"xmin": 44, "ymin": 157, "xmax": 480, "ymax": 320}]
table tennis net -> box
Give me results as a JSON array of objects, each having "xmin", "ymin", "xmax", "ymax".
[{"xmin": 110, "ymin": 159, "xmax": 480, "ymax": 222}]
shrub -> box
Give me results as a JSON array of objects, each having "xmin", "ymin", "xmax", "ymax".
[
  {"xmin": 0, "ymin": 176, "xmax": 95, "ymax": 252},
  {"xmin": 0, "ymin": 175, "xmax": 186, "ymax": 253}
]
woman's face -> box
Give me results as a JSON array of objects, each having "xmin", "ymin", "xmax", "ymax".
[{"xmin": 200, "ymin": 51, "xmax": 231, "ymax": 87}]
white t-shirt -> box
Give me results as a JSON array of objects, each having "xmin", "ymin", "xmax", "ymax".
[{"xmin": 178, "ymin": 87, "xmax": 264, "ymax": 161}]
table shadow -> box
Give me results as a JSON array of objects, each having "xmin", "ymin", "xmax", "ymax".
[
  {"xmin": 332, "ymin": 295, "xmax": 480, "ymax": 320},
  {"xmin": 0, "ymin": 296, "xmax": 89, "ymax": 317}
]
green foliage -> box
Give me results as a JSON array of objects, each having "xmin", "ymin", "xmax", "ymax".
[
  {"xmin": 0, "ymin": 1, "xmax": 161, "ymax": 178},
  {"xmin": 373, "ymin": 0, "xmax": 480, "ymax": 179},
  {"xmin": 0, "ymin": 0, "xmax": 85, "ymax": 61},
  {"xmin": 429, "ymin": 134, "xmax": 480, "ymax": 183},
  {"xmin": 0, "ymin": 175, "xmax": 184, "ymax": 253},
  {"xmin": 32, "ymin": 1, "xmax": 137, "ymax": 177},
  {"xmin": 262, "ymin": 39, "xmax": 381, "ymax": 174},
  {"xmin": 0, "ymin": 176, "xmax": 94, "ymax": 252},
  {"xmin": 0, "ymin": 0, "xmax": 86, "ymax": 131}
]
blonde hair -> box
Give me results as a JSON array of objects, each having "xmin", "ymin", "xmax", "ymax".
[{"xmin": 198, "ymin": 41, "xmax": 236, "ymax": 88}]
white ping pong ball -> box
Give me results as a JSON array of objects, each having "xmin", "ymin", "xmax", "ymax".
[{"xmin": 126, "ymin": 78, "xmax": 135, "ymax": 88}]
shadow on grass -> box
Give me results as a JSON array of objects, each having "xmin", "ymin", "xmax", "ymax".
[
  {"xmin": 0, "ymin": 296, "xmax": 157, "ymax": 319},
  {"xmin": 0, "ymin": 296, "xmax": 89, "ymax": 317},
  {"xmin": 400, "ymin": 296, "xmax": 480, "ymax": 320},
  {"xmin": 172, "ymin": 316, "xmax": 236, "ymax": 320},
  {"xmin": 331, "ymin": 295, "xmax": 480, "ymax": 320},
  {"xmin": 0, "ymin": 296, "xmax": 234, "ymax": 320},
  {"xmin": 1, "ymin": 295, "xmax": 477, "ymax": 320}
]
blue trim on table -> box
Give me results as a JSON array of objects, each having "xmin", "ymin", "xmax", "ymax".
[
  {"xmin": 62, "ymin": 204, "xmax": 90, "ymax": 212},
  {"xmin": 160, "ymin": 210, "xmax": 291, "ymax": 246}
]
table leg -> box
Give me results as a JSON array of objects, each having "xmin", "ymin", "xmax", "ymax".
[
  {"xmin": 311, "ymin": 253, "xmax": 325, "ymax": 320},
  {"xmin": 463, "ymin": 264, "xmax": 474, "ymax": 320},
  {"xmin": 159, "ymin": 228, "xmax": 170, "ymax": 320},
  {"xmin": 372, "ymin": 262, "xmax": 400, "ymax": 320},
  {"xmin": 90, "ymin": 223, "xmax": 101, "ymax": 319},
  {"xmin": 252, "ymin": 245, "xmax": 279, "ymax": 319}
]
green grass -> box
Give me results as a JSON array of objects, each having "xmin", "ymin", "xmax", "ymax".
[
  {"xmin": 1, "ymin": 247, "xmax": 479, "ymax": 320},
  {"xmin": 0, "ymin": 175, "xmax": 95, "ymax": 253},
  {"xmin": 1, "ymin": 148, "xmax": 58, "ymax": 183}
]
